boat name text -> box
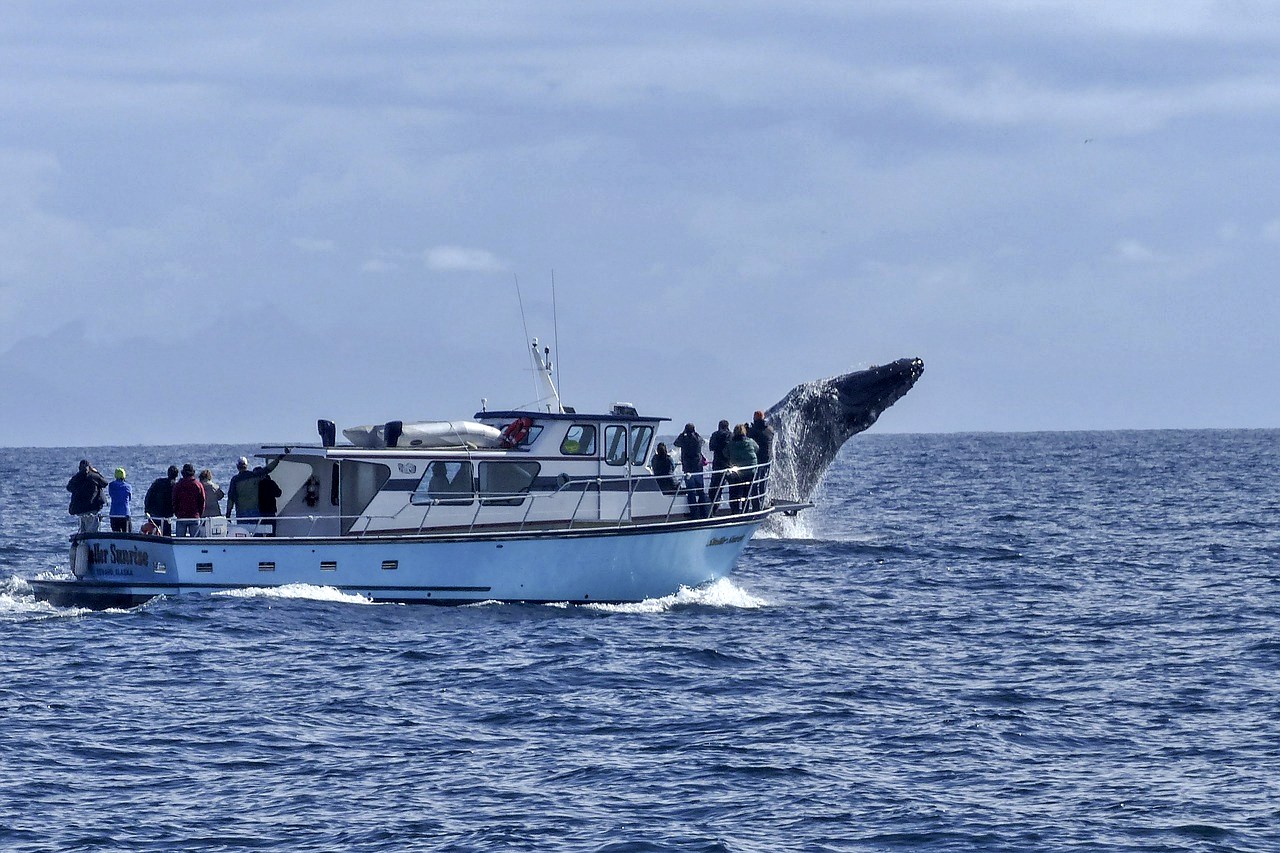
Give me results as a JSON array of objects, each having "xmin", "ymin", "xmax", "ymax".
[
  {"xmin": 88, "ymin": 543, "xmax": 151, "ymax": 568},
  {"xmin": 706, "ymin": 534, "xmax": 745, "ymax": 547}
]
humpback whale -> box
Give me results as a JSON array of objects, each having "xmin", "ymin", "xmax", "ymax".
[{"xmin": 764, "ymin": 357, "xmax": 924, "ymax": 503}]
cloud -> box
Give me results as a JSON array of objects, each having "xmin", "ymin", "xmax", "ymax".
[
  {"xmin": 1115, "ymin": 239, "xmax": 1165, "ymax": 264},
  {"xmin": 424, "ymin": 245, "xmax": 506, "ymax": 273}
]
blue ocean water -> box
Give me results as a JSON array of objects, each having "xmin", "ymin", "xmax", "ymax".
[{"xmin": 2, "ymin": 430, "xmax": 1278, "ymax": 852}]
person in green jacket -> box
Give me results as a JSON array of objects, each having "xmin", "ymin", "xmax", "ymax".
[{"xmin": 726, "ymin": 424, "xmax": 759, "ymax": 514}]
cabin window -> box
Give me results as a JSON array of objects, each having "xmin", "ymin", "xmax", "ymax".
[
  {"xmin": 515, "ymin": 425, "xmax": 544, "ymax": 447},
  {"xmin": 339, "ymin": 460, "xmax": 392, "ymax": 534},
  {"xmin": 478, "ymin": 461, "xmax": 541, "ymax": 506},
  {"xmin": 604, "ymin": 425, "xmax": 629, "ymax": 466},
  {"xmin": 560, "ymin": 424, "xmax": 597, "ymax": 456},
  {"xmin": 411, "ymin": 461, "xmax": 474, "ymax": 506},
  {"xmin": 630, "ymin": 426, "xmax": 654, "ymax": 466}
]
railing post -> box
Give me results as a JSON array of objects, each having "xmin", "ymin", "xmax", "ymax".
[{"xmin": 570, "ymin": 481, "xmax": 588, "ymax": 529}]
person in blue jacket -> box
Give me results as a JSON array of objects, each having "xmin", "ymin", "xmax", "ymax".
[{"xmin": 108, "ymin": 468, "xmax": 133, "ymax": 532}]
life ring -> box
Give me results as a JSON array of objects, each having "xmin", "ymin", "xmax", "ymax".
[{"xmin": 500, "ymin": 416, "xmax": 534, "ymax": 448}]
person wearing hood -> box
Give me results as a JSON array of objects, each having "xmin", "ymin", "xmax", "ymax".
[
  {"xmin": 145, "ymin": 465, "xmax": 179, "ymax": 536},
  {"xmin": 108, "ymin": 467, "xmax": 132, "ymax": 532},
  {"xmin": 66, "ymin": 460, "xmax": 108, "ymax": 532}
]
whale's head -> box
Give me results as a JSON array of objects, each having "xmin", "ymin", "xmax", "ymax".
[{"xmin": 765, "ymin": 357, "xmax": 924, "ymax": 502}]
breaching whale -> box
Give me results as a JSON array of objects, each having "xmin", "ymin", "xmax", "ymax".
[{"xmin": 764, "ymin": 357, "xmax": 924, "ymax": 503}]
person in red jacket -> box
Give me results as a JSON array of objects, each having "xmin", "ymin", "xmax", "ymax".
[{"xmin": 172, "ymin": 463, "xmax": 206, "ymax": 537}]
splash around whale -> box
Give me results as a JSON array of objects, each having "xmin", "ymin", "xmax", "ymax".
[{"xmin": 765, "ymin": 357, "xmax": 924, "ymax": 504}]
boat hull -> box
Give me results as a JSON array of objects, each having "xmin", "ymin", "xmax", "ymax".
[{"xmin": 31, "ymin": 514, "xmax": 768, "ymax": 608}]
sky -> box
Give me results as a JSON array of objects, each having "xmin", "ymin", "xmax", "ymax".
[{"xmin": 2, "ymin": 0, "xmax": 1278, "ymax": 447}]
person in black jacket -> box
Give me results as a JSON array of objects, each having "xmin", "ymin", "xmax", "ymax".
[
  {"xmin": 144, "ymin": 465, "xmax": 179, "ymax": 536},
  {"xmin": 707, "ymin": 419, "xmax": 732, "ymax": 515},
  {"xmin": 747, "ymin": 410, "xmax": 775, "ymax": 510},
  {"xmin": 672, "ymin": 423, "xmax": 708, "ymax": 519},
  {"xmin": 256, "ymin": 467, "xmax": 283, "ymax": 535},
  {"xmin": 66, "ymin": 460, "xmax": 108, "ymax": 532},
  {"xmin": 651, "ymin": 443, "xmax": 679, "ymax": 496}
]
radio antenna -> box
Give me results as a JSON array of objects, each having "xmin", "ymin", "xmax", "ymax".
[
  {"xmin": 552, "ymin": 270, "xmax": 562, "ymax": 402},
  {"xmin": 514, "ymin": 274, "xmax": 538, "ymax": 402}
]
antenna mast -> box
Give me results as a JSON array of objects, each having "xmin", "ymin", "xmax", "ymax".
[
  {"xmin": 552, "ymin": 270, "xmax": 562, "ymax": 403},
  {"xmin": 513, "ymin": 274, "xmax": 539, "ymax": 404},
  {"xmin": 530, "ymin": 337, "xmax": 563, "ymax": 414}
]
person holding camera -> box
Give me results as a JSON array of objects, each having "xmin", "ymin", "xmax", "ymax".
[{"xmin": 67, "ymin": 459, "xmax": 108, "ymax": 532}]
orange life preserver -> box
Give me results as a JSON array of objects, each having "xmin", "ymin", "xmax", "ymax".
[{"xmin": 500, "ymin": 416, "xmax": 534, "ymax": 448}]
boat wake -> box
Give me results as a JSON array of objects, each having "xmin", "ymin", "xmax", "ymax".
[
  {"xmin": 584, "ymin": 577, "xmax": 768, "ymax": 614},
  {"xmin": 212, "ymin": 583, "xmax": 379, "ymax": 606}
]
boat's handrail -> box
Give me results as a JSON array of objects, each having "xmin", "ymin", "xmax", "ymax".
[{"xmin": 80, "ymin": 463, "xmax": 773, "ymax": 540}]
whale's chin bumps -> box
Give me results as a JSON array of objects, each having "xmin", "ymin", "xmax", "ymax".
[{"xmin": 767, "ymin": 358, "xmax": 923, "ymax": 503}]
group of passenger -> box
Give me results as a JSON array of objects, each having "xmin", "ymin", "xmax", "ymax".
[
  {"xmin": 651, "ymin": 410, "xmax": 774, "ymax": 518},
  {"xmin": 67, "ymin": 456, "xmax": 281, "ymax": 537}
]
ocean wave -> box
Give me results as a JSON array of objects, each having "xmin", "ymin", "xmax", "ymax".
[{"xmin": 212, "ymin": 583, "xmax": 377, "ymax": 605}]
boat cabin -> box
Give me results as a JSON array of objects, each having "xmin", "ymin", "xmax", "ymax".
[{"xmin": 254, "ymin": 406, "xmax": 680, "ymax": 537}]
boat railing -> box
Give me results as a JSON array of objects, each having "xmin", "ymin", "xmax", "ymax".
[
  {"xmin": 74, "ymin": 463, "xmax": 772, "ymax": 540},
  {"xmin": 401, "ymin": 461, "xmax": 771, "ymax": 535}
]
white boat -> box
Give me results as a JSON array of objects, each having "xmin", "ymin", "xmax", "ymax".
[{"xmin": 32, "ymin": 341, "xmax": 799, "ymax": 608}]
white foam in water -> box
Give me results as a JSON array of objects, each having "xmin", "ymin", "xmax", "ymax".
[
  {"xmin": 584, "ymin": 577, "xmax": 768, "ymax": 614},
  {"xmin": 213, "ymin": 583, "xmax": 377, "ymax": 605},
  {"xmin": 755, "ymin": 512, "xmax": 817, "ymax": 540},
  {"xmin": 0, "ymin": 577, "xmax": 93, "ymax": 620}
]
